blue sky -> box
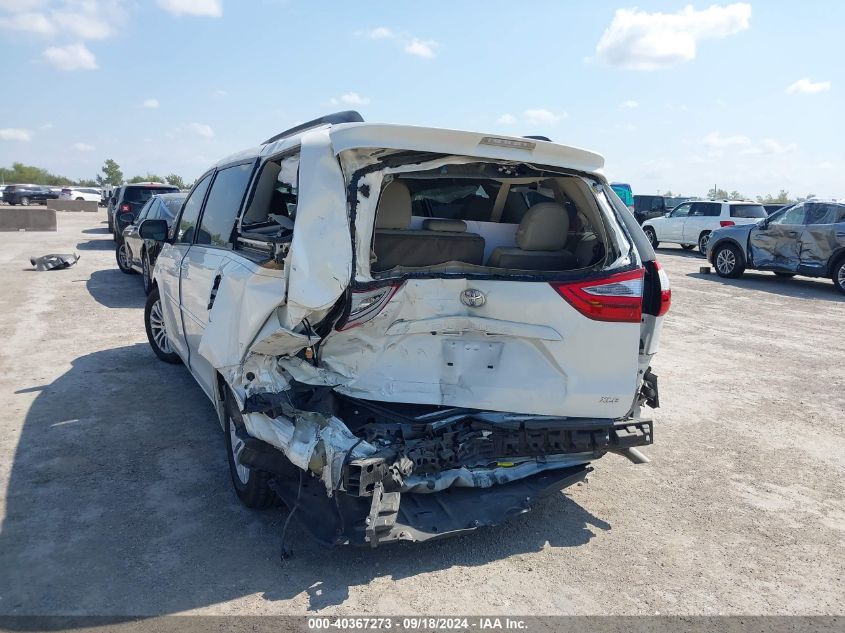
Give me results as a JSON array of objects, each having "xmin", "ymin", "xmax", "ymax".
[{"xmin": 1, "ymin": 0, "xmax": 841, "ymax": 198}]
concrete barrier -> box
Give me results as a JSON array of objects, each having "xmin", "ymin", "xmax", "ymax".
[
  {"xmin": 46, "ymin": 199, "xmax": 99, "ymax": 213},
  {"xmin": 0, "ymin": 207, "xmax": 57, "ymax": 232}
]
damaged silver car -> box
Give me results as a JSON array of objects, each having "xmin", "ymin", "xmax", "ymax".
[
  {"xmin": 139, "ymin": 111, "xmax": 671, "ymax": 546},
  {"xmin": 708, "ymin": 199, "xmax": 845, "ymax": 294}
]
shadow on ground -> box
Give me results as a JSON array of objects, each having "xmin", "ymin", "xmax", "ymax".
[
  {"xmin": 688, "ymin": 270, "xmax": 841, "ymax": 302},
  {"xmin": 81, "ymin": 227, "xmax": 110, "ymax": 235},
  {"xmin": 76, "ymin": 239, "xmax": 115, "ymax": 251},
  {"xmin": 0, "ymin": 344, "xmax": 608, "ymax": 621},
  {"xmin": 84, "ymin": 269, "xmax": 144, "ymax": 309}
]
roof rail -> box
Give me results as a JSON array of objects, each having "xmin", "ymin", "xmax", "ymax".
[
  {"xmin": 523, "ymin": 135, "xmax": 552, "ymax": 142},
  {"xmin": 262, "ymin": 111, "xmax": 364, "ymax": 145}
]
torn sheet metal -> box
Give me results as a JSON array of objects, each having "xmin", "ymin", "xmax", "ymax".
[
  {"xmin": 799, "ymin": 221, "xmax": 845, "ymax": 274},
  {"xmin": 30, "ymin": 253, "xmax": 79, "ymax": 271}
]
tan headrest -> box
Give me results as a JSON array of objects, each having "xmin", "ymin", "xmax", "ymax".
[
  {"xmin": 516, "ymin": 202, "xmax": 570, "ymax": 251},
  {"xmin": 422, "ymin": 219, "xmax": 467, "ymax": 232},
  {"xmin": 376, "ymin": 181, "xmax": 412, "ymax": 229}
]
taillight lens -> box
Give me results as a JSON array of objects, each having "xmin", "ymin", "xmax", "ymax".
[
  {"xmin": 337, "ymin": 283, "xmax": 401, "ymax": 331},
  {"xmin": 720, "ymin": 220, "xmax": 735, "ymax": 227},
  {"xmin": 120, "ymin": 203, "xmax": 130, "ymax": 212},
  {"xmin": 551, "ymin": 268, "xmax": 645, "ymax": 323},
  {"xmin": 654, "ymin": 261, "xmax": 671, "ymax": 316}
]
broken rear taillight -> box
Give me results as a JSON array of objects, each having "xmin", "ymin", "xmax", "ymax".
[
  {"xmin": 720, "ymin": 220, "xmax": 735, "ymax": 227},
  {"xmin": 654, "ymin": 261, "xmax": 671, "ymax": 316},
  {"xmin": 551, "ymin": 268, "xmax": 645, "ymax": 323},
  {"xmin": 337, "ymin": 283, "xmax": 401, "ymax": 331}
]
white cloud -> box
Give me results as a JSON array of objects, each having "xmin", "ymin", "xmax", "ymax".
[
  {"xmin": 405, "ymin": 38, "xmax": 436, "ymax": 58},
  {"xmin": 41, "ymin": 42, "xmax": 97, "ymax": 70},
  {"xmin": 0, "ymin": 12, "xmax": 55, "ymax": 35},
  {"xmin": 157, "ymin": 0, "xmax": 222, "ymax": 17},
  {"xmin": 0, "ymin": 1, "xmax": 47, "ymax": 10},
  {"xmin": 596, "ymin": 3, "xmax": 752, "ymax": 70},
  {"xmin": 497, "ymin": 114, "xmax": 517, "ymax": 125},
  {"xmin": 364, "ymin": 26, "xmax": 394, "ymax": 39},
  {"xmin": 786, "ymin": 78, "xmax": 831, "ymax": 95},
  {"xmin": 703, "ymin": 132, "xmax": 752, "ymax": 148},
  {"xmin": 621, "ymin": 99, "xmax": 639, "ymax": 109},
  {"xmin": 760, "ymin": 138, "xmax": 798, "ymax": 155},
  {"xmin": 189, "ymin": 122, "xmax": 214, "ymax": 138},
  {"xmin": 336, "ymin": 92, "xmax": 370, "ymax": 106},
  {"xmin": 40, "ymin": 122, "xmax": 53, "ymax": 130},
  {"xmin": 523, "ymin": 108, "xmax": 567, "ymax": 124},
  {"xmin": 52, "ymin": 11, "xmax": 114, "ymax": 40},
  {"xmin": 73, "ymin": 142, "xmax": 95, "ymax": 151},
  {"xmin": 142, "ymin": 98, "xmax": 159, "ymax": 109},
  {"xmin": 0, "ymin": 128, "xmax": 32, "ymax": 141}
]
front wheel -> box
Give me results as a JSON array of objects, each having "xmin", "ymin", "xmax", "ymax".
[
  {"xmin": 643, "ymin": 227, "xmax": 659, "ymax": 249},
  {"xmin": 698, "ymin": 231, "xmax": 711, "ymax": 255},
  {"xmin": 144, "ymin": 286, "xmax": 182, "ymax": 364},
  {"xmin": 20, "ymin": 197, "xmax": 30, "ymax": 206},
  {"xmin": 224, "ymin": 388, "xmax": 277, "ymax": 509},
  {"xmin": 142, "ymin": 252, "xmax": 153, "ymax": 295},
  {"xmin": 116, "ymin": 242, "xmax": 135, "ymax": 274},
  {"xmin": 681, "ymin": 244, "xmax": 695, "ymax": 251},
  {"xmin": 75, "ymin": 197, "xmax": 84, "ymax": 201},
  {"xmin": 833, "ymin": 258, "xmax": 845, "ymax": 295},
  {"xmin": 713, "ymin": 243, "xmax": 745, "ymax": 279}
]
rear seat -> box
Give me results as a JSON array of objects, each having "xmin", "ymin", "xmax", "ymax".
[
  {"xmin": 487, "ymin": 202, "xmax": 578, "ymax": 271},
  {"xmin": 372, "ymin": 182, "xmax": 486, "ymax": 272}
]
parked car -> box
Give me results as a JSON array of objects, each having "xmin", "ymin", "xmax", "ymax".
[
  {"xmin": 136, "ymin": 111, "xmax": 670, "ymax": 547},
  {"xmin": 111, "ymin": 183, "xmax": 180, "ymax": 239},
  {"xmin": 633, "ymin": 195, "xmax": 679, "ymax": 225},
  {"xmin": 0, "ymin": 186, "xmax": 5, "ymax": 203},
  {"xmin": 642, "ymin": 199, "xmax": 768, "ymax": 254},
  {"xmin": 60, "ymin": 187, "xmax": 101, "ymax": 202},
  {"xmin": 763, "ymin": 203, "xmax": 787, "ymax": 215},
  {"xmin": 708, "ymin": 200, "xmax": 845, "ymax": 294},
  {"xmin": 1, "ymin": 184, "xmax": 60, "ymax": 205},
  {"xmin": 610, "ymin": 182, "xmax": 634, "ymax": 211},
  {"xmin": 116, "ymin": 192, "xmax": 187, "ymax": 293}
]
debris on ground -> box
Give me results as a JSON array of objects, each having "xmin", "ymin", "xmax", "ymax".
[{"xmin": 30, "ymin": 253, "xmax": 80, "ymax": 271}]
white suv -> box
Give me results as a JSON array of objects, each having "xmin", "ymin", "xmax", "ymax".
[
  {"xmin": 642, "ymin": 200, "xmax": 768, "ymax": 253},
  {"xmin": 137, "ymin": 112, "xmax": 670, "ymax": 546},
  {"xmin": 59, "ymin": 187, "xmax": 101, "ymax": 202}
]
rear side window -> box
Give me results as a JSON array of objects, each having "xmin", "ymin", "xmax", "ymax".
[
  {"xmin": 691, "ymin": 202, "xmax": 720, "ymax": 217},
  {"xmin": 803, "ymin": 203, "xmax": 845, "ymax": 225},
  {"xmin": 197, "ymin": 163, "xmax": 253, "ymax": 247},
  {"xmin": 731, "ymin": 204, "xmax": 767, "ymax": 218},
  {"xmin": 176, "ymin": 174, "xmax": 213, "ymax": 243}
]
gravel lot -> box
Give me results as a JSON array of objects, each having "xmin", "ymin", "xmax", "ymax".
[{"xmin": 0, "ymin": 211, "xmax": 842, "ymax": 617}]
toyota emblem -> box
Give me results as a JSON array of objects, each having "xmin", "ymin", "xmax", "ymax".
[{"xmin": 460, "ymin": 288, "xmax": 486, "ymax": 308}]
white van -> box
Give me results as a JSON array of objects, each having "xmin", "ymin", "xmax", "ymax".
[{"xmin": 138, "ymin": 112, "xmax": 670, "ymax": 546}]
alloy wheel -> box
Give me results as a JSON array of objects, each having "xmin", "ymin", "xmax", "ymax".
[
  {"xmin": 148, "ymin": 299, "xmax": 173, "ymax": 354},
  {"xmin": 699, "ymin": 233, "xmax": 710, "ymax": 253},
  {"xmin": 716, "ymin": 248, "xmax": 735, "ymax": 275},
  {"xmin": 228, "ymin": 421, "xmax": 250, "ymax": 484},
  {"xmin": 118, "ymin": 244, "xmax": 130, "ymax": 271}
]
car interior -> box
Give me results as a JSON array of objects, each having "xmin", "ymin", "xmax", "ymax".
[{"xmin": 369, "ymin": 172, "xmax": 609, "ymax": 275}]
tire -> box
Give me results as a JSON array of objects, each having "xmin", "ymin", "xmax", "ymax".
[
  {"xmin": 20, "ymin": 196, "xmax": 30, "ymax": 206},
  {"xmin": 142, "ymin": 251, "xmax": 153, "ymax": 295},
  {"xmin": 698, "ymin": 231, "xmax": 711, "ymax": 255},
  {"xmin": 75, "ymin": 197, "xmax": 84, "ymax": 201},
  {"xmin": 832, "ymin": 257, "xmax": 845, "ymax": 295},
  {"xmin": 224, "ymin": 387, "xmax": 276, "ymax": 509},
  {"xmin": 643, "ymin": 227, "xmax": 659, "ymax": 249},
  {"xmin": 681, "ymin": 244, "xmax": 695, "ymax": 250},
  {"xmin": 107, "ymin": 211, "xmax": 114, "ymax": 233},
  {"xmin": 144, "ymin": 286, "xmax": 182, "ymax": 364},
  {"xmin": 713, "ymin": 243, "xmax": 745, "ymax": 279},
  {"xmin": 774, "ymin": 272, "xmax": 796, "ymax": 278},
  {"xmin": 115, "ymin": 242, "xmax": 136, "ymax": 274}
]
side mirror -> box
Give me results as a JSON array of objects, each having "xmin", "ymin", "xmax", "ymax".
[
  {"xmin": 118, "ymin": 212, "xmax": 134, "ymax": 225},
  {"xmin": 664, "ymin": 212, "xmax": 671, "ymax": 217},
  {"xmin": 139, "ymin": 219, "xmax": 169, "ymax": 241}
]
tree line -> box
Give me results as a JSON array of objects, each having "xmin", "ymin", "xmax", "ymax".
[{"xmin": 0, "ymin": 160, "xmax": 190, "ymax": 190}]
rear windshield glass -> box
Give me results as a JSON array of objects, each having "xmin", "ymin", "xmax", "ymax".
[
  {"xmin": 124, "ymin": 186, "xmax": 178, "ymax": 203},
  {"xmin": 730, "ymin": 204, "xmax": 767, "ymax": 218}
]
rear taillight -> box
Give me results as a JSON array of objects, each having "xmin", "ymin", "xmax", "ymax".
[
  {"xmin": 337, "ymin": 283, "xmax": 401, "ymax": 331},
  {"xmin": 551, "ymin": 268, "xmax": 645, "ymax": 323},
  {"xmin": 654, "ymin": 261, "xmax": 671, "ymax": 316},
  {"xmin": 120, "ymin": 203, "xmax": 130, "ymax": 212},
  {"xmin": 720, "ymin": 220, "xmax": 735, "ymax": 227}
]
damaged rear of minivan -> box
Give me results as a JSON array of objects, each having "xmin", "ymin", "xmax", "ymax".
[{"xmin": 146, "ymin": 117, "xmax": 669, "ymax": 547}]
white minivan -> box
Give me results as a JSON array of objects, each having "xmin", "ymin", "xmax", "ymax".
[
  {"xmin": 138, "ymin": 112, "xmax": 670, "ymax": 546},
  {"xmin": 642, "ymin": 199, "xmax": 768, "ymax": 254}
]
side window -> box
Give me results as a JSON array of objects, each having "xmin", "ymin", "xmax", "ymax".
[
  {"xmin": 176, "ymin": 173, "xmax": 213, "ymax": 243},
  {"xmin": 196, "ymin": 163, "xmax": 254, "ymax": 247},
  {"xmin": 769, "ymin": 204, "xmax": 807, "ymax": 226},
  {"xmin": 242, "ymin": 152, "xmax": 299, "ymax": 226},
  {"xmin": 671, "ymin": 203, "xmax": 691, "ymax": 218},
  {"xmin": 804, "ymin": 203, "xmax": 844, "ymax": 225},
  {"xmin": 704, "ymin": 203, "xmax": 721, "ymax": 217},
  {"xmin": 137, "ymin": 199, "xmax": 156, "ymax": 222}
]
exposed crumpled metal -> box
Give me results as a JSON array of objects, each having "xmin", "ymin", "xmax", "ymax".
[{"xmin": 30, "ymin": 253, "xmax": 80, "ymax": 271}]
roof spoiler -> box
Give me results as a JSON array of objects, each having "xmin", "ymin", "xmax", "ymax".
[
  {"xmin": 262, "ymin": 111, "xmax": 365, "ymax": 145},
  {"xmin": 524, "ymin": 135, "xmax": 552, "ymax": 142}
]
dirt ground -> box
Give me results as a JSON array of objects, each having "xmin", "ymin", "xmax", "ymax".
[{"xmin": 0, "ymin": 210, "xmax": 842, "ymax": 617}]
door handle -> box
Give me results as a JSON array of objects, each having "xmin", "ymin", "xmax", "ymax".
[{"xmin": 207, "ymin": 274, "xmax": 222, "ymax": 311}]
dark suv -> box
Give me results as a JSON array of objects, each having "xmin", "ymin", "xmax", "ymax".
[
  {"xmin": 110, "ymin": 183, "xmax": 180, "ymax": 240},
  {"xmin": 2, "ymin": 184, "xmax": 60, "ymax": 206}
]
